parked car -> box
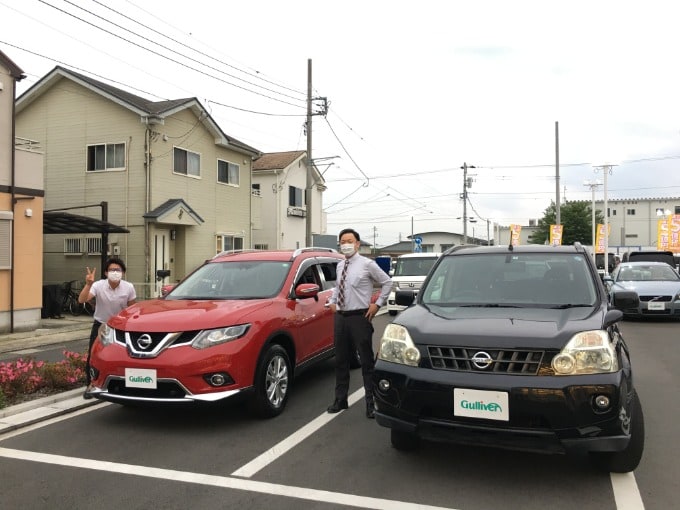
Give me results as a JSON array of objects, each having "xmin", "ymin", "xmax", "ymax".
[
  {"xmin": 373, "ymin": 243, "xmax": 644, "ymax": 472},
  {"xmin": 604, "ymin": 261, "xmax": 680, "ymax": 319},
  {"xmin": 622, "ymin": 250, "xmax": 677, "ymax": 270},
  {"xmin": 386, "ymin": 252, "xmax": 440, "ymax": 315},
  {"xmin": 88, "ymin": 248, "xmax": 350, "ymax": 417}
]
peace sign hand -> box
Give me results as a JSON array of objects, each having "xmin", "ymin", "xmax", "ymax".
[{"xmin": 85, "ymin": 267, "xmax": 96, "ymax": 285}]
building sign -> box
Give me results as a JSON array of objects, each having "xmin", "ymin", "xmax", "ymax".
[{"xmin": 287, "ymin": 206, "xmax": 306, "ymax": 218}]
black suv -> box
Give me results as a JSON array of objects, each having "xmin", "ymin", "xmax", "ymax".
[{"xmin": 373, "ymin": 243, "xmax": 644, "ymax": 472}]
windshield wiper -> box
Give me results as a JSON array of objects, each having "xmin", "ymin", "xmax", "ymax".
[{"xmin": 457, "ymin": 303, "xmax": 523, "ymax": 308}]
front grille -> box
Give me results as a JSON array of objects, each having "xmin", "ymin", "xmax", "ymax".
[
  {"xmin": 114, "ymin": 330, "xmax": 201, "ymax": 350},
  {"xmin": 639, "ymin": 295, "xmax": 672, "ymax": 302},
  {"xmin": 428, "ymin": 346, "xmax": 546, "ymax": 375}
]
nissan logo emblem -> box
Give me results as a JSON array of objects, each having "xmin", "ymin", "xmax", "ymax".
[
  {"xmin": 471, "ymin": 351, "xmax": 493, "ymax": 370},
  {"xmin": 137, "ymin": 334, "xmax": 153, "ymax": 350}
]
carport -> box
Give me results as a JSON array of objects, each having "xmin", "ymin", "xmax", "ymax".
[
  {"xmin": 43, "ymin": 202, "xmax": 130, "ymax": 277},
  {"xmin": 38, "ymin": 203, "xmax": 130, "ymax": 319}
]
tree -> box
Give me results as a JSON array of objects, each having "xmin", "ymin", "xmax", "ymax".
[{"xmin": 528, "ymin": 201, "xmax": 605, "ymax": 246}]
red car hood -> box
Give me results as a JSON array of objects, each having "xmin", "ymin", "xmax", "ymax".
[{"xmin": 108, "ymin": 299, "xmax": 274, "ymax": 332}]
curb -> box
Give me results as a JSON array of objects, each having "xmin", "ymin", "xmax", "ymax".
[{"xmin": 0, "ymin": 387, "xmax": 101, "ymax": 434}]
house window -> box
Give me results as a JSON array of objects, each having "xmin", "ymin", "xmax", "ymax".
[
  {"xmin": 254, "ymin": 243, "xmax": 268, "ymax": 250},
  {"xmin": 0, "ymin": 218, "xmax": 11, "ymax": 269},
  {"xmin": 675, "ymin": 206, "xmax": 680, "ymax": 214},
  {"xmin": 289, "ymin": 186, "xmax": 304, "ymax": 207},
  {"xmin": 174, "ymin": 147, "xmax": 201, "ymax": 177},
  {"xmin": 64, "ymin": 237, "xmax": 83, "ymax": 255},
  {"xmin": 626, "ymin": 209, "xmax": 636, "ymax": 215},
  {"xmin": 217, "ymin": 160, "xmax": 239, "ymax": 185},
  {"xmin": 86, "ymin": 238, "xmax": 102, "ymax": 255},
  {"xmin": 612, "ymin": 209, "xmax": 617, "ymax": 216},
  {"xmin": 87, "ymin": 143, "xmax": 125, "ymax": 171},
  {"xmin": 216, "ymin": 234, "xmax": 244, "ymax": 254}
]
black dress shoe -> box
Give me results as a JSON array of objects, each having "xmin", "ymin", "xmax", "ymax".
[
  {"xmin": 327, "ymin": 399, "xmax": 348, "ymax": 413},
  {"xmin": 366, "ymin": 402, "xmax": 375, "ymax": 419}
]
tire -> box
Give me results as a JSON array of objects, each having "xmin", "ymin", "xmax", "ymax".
[
  {"xmin": 388, "ymin": 310, "xmax": 398, "ymax": 316},
  {"xmin": 391, "ymin": 429, "xmax": 420, "ymax": 451},
  {"xmin": 590, "ymin": 390, "xmax": 645, "ymax": 473},
  {"xmin": 82, "ymin": 301, "xmax": 95, "ymax": 316},
  {"xmin": 250, "ymin": 344, "xmax": 291, "ymax": 419},
  {"xmin": 68, "ymin": 296, "xmax": 82, "ymax": 316}
]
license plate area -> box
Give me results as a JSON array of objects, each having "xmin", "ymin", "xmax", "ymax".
[
  {"xmin": 648, "ymin": 302, "xmax": 665, "ymax": 310},
  {"xmin": 124, "ymin": 368, "xmax": 157, "ymax": 389},
  {"xmin": 454, "ymin": 388, "xmax": 509, "ymax": 421}
]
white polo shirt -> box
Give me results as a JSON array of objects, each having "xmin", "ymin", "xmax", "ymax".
[{"xmin": 90, "ymin": 279, "xmax": 136, "ymax": 323}]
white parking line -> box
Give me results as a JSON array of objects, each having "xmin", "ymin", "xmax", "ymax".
[
  {"xmin": 231, "ymin": 387, "xmax": 366, "ymax": 477},
  {"xmin": 611, "ymin": 472, "xmax": 645, "ymax": 510},
  {"xmin": 0, "ymin": 446, "xmax": 458, "ymax": 510}
]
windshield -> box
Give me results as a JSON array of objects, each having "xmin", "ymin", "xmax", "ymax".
[
  {"xmin": 615, "ymin": 264, "xmax": 680, "ymax": 282},
  {"xmin": 167, "ymin": 261, "xmax": 292, "ymax": 299},
  {"xmin": 421, "ymin": 253, "xmax": 597, "ymax": 308},
  {"xmin": 395, "ymin": 257, "xmax": 438, "ymax": 277}
]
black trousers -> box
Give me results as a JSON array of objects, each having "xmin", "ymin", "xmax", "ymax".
[
  {"xmin": 85, "ymin": 320, "xmax": 101, "ymax": 385},
  {"xmin": 333, "ymin": 312, "xmax": 375, "ymax": 403}
]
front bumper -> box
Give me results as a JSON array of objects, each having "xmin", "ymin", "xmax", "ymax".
[
  {"xmin": 373, "ymin": 360, "xmax": 633, "ymax": 455},
  {"xmin": 622, "ymin": 298, "xmax": 680, "ymax": 318}
]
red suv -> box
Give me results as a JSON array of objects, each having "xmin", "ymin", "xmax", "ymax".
[{"xmin": 87, "ymin": 248, "xmax": 345, "ymax": 417}]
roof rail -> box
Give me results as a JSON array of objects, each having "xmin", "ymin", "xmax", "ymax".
[
  {"xmin": 212, "ymin": 249, "xmax": 263, "ymax": 259},
  {"xmin": 292, "ymin": 246, "xmax": 338, "ymax": 258}
]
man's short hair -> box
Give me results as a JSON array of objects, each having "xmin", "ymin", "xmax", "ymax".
[
  {"xmin": 105, "ymin": 257, "xmax": 127, "ymax": 273},
  {"xmin": 338, "ymin": 228, "xmax": 361, "ymax": 242}
]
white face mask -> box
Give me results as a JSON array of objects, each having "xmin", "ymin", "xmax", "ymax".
[
  {"xmin": 107, "ymin": 271, "xmax": 122, "ymax": 283},
  {"xmin": 340, "ymin": 243, "xmax": 356, "ymax": 257}
]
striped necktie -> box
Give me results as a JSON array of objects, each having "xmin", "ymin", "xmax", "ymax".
[{"xmin": 337, "ymin": 260, "xmax": 349, "ymax": 309}]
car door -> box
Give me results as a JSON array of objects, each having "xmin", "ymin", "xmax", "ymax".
[{"xmin": 289, "ymin": 258, "xmax": 338, "ymax": 363}]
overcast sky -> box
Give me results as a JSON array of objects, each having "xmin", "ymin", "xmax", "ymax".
[{"xmin": 3, "ymin": 0, "xmax": 680, "ymax": 246}]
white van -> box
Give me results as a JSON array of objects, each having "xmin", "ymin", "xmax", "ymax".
[{"xmin": 386, "ymin": 252, "xmax": 441, "ymax": 315}]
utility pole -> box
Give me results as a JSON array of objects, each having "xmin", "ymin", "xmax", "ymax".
[
  {"xmin": 584, "ymin": 179, "xmax": 602, "ymax": 264},
  {"xmin": 460, "ymin": 162, "xmax": 475, "ymax": 244},
  {"xmin": 305, "ymin": 59, "xmax": 313, "ymax": 247},
  {"xmin": 372, "ymin": 226, "xmax": 377, "ymax": 255},
  {"xmin": 594, "ymin": 164, "xmax": 617, "ymax": 276},
  {"xmin": 555, "ymin": 121, "xmax": 560, "ymax": 225}
]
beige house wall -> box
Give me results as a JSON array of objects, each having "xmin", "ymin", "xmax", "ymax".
[{"xmin": 16, "ymin": 74, "xmax": 255, "ymax": 298}]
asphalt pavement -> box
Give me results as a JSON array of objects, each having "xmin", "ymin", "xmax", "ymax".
[{"xmin": 0, "ymin": 315, "xmax": 100, "ymax": 434}]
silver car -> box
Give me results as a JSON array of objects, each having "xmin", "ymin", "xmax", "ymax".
[{"xmin": 605, "ymin": 261, "xmax": 680, "ymax": 319}]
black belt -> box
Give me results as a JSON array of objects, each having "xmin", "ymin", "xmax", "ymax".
[{"xmin": 337, "ymin": 308, "xmax": 368, "ymax": 316}]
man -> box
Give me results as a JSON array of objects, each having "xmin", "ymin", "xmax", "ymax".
[
  {"xmin": 326, "ymin": 228, "xmax": 392, "ymax": 418},
  {"xmin": 78, "ymin": 257, "xmax": 136, "ymax": 399}
]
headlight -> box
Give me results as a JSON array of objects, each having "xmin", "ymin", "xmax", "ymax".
[
  {"xmin": 191, "ymin": 324, "xmax": 250, "ymax": 349},
  {"xmin": 552, "ymin": 330, "xmax": 618, "ymax": 375},
  {"xmin": 377, "ymin": 324, "xmax": 421, "ymax": 366},
  {"xmin": 98, "ymin": 323, "xmax": 116, "ymax": 346}
]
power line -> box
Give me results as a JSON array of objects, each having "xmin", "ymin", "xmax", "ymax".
[
  {"xmin": 36, "ymin": 0, "xmax": 306, "ymax": 109},
  {"xmin": 96, "ymin": 0, "xmax": 306, "ymax": 98}
]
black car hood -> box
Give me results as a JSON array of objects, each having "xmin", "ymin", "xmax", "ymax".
[{"xmin": 396, "ymin": 304, "xmax": 604, "ymax": 349}]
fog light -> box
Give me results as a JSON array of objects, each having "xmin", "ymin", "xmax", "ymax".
[
  {"xmin": 204, "ymin": 372, "xmax": 234, "ymax": 387},
  {"xmin": 594, "ymin": 395, "xmax": 611, "ymax": 410},
  {"xmin": 378, "ymin": 379, "xmax": 391, "ymax": 391}
]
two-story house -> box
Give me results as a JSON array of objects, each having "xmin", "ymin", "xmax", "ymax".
[
  {"xmin": 0, "ymin": 50, "xmax": 46, "ymax": 333},
  {"xmin": 251, "ymin": 151, "xmax": 326, "ymax": 249},
  {"xmin": 15, "ymin": 66, "xmax": 261, "ymax": 298}
]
